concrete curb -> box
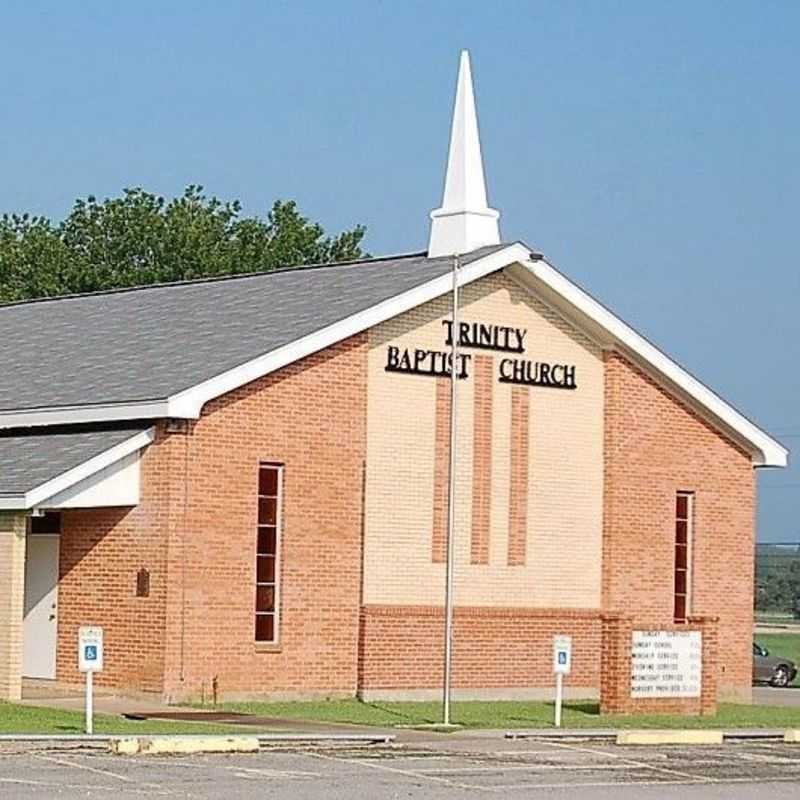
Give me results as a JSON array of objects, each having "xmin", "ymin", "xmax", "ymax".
[
  {"xmin": 505, "ymin": 729, "xmax": 616, "ymax": 741},
  {"xmin": 0, "ymin": 732, "xmax": 395, "ymax": 754},
  {"xmin": 505, "ymin": 728, "xmax": 786, "ymax": 743},
  {"xmin": 784, "ymin": 730, "xmax": 800, "ymax": 743},
  {"xmin": 616, "ymin": 730, "xmax": 723, "ymax": 746},
  {"xmin": 110, "ymin": 732, "xmax": 394, "ymax": 754},
  {"xmin": 111, "ymin": 736, "xmax": 260, "ymax": 755}
]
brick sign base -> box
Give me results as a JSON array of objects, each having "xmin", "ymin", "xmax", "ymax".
[{"xmin": 600, "ymin": 614, "xmax": 719, "ymax": 716}]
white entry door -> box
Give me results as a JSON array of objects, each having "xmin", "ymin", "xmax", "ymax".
[{"xmin": 23, "ymin": 535, "xmax": 60, "ymax": 679}]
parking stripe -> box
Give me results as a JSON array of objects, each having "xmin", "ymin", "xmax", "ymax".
[
  {"xmin": 307, "ymin": 749, "xmax": 491, "ymax": 792},
  {"xmin": 543, "ymin": 740, "xmax": 719, "ymax": 784}
]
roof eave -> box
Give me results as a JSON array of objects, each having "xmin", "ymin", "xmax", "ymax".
[
  {"xmin": 0, "ymin": 400, "xmax": 170, "ymax": 431},
  {"xmin": 509, "ymin": 256, "xmax": 788, "ymax": 469},
  {"xmin": 0, "ymin": 427, "xmax": 156, "ymax": 510},
  {"xmin": 0, "ymin": 243, "xmax": 532, "ymax": 429},
  {"xmin": 0, "ymin": 241, "xmax": 786, "ymax": 470}
]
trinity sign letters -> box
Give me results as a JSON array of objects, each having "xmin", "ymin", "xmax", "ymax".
[{"xmin": 385, "ymin": 320, "xmax": 577, "ymax": 390}]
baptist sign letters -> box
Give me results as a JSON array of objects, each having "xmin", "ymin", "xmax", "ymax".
[{"xmin": 385, "ymin": 320, "xmax": 577, "ymax": 389}]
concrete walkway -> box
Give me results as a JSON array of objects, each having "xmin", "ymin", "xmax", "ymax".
[
  {"xmin": 753, "ymin": 686, "xmax": 800, "ymax": 707},
  {"xmin": 20, "ymin": 679, "xmax": 176, "ymax": 717},
  {"xmin": 18, "ymin": 679, "xmax": 401, "ymax": 737}
]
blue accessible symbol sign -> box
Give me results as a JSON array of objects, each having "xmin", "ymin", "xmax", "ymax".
[
  {"xmin": 78, "ymin": 626, "xmax": 104, "ymax": 673},
  {"xmin": 558, "ymin": 651, "xmax": 567, "ymax": 665}
]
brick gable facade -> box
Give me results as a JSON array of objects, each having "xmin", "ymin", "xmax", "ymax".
[{"xmin": 50, "ymin": 275, "xmax": 756, "ymax": 704}]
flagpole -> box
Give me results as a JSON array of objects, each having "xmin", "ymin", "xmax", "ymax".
[{"xmin": 443, "ymin": 252, "xmax": 460, "ymax": 726}]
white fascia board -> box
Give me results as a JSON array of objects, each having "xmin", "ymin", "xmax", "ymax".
[
  {"xmin": 0, "ymin": 427, "xmax": 156, "ymax": 511},
  {"xmin": 166, "ymin": 243, "xmax": 532, "ymax": 418},
  {"xmin": 0, "ymin": 400, "xmax": 169, "ymax": 431},
  {"xmin": 518, "ymin": 257, "xmax": 788, "ymax": 468}
]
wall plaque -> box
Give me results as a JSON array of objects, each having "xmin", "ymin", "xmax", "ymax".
[{"xmin": 631, "ymin": 630, "xmax": 702, "ymax": 698}]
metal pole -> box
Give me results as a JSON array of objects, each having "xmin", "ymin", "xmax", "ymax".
[
  {"xmin": 443, "ymin": 254, "xmax": 460, "ymax": 726},
  {"xmin": 85, "ymin": 670, "xmax": 93, "ymax": 735},
  {"xmin": 555, "ymin": 672, "xmax": 563, "ymax": 728}
]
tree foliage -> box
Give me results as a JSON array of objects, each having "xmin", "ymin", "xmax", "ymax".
[
  {"xmin": 0, "ymin": 186, "xmax": 367, "ymax": 302},
  {"xmin": 755, "ymin": 545, "xmax": 800, "ymax": 616}
]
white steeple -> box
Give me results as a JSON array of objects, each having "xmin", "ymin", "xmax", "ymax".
[{"xmin": 428, "ymin": 50, "xmax": 500, "ymax": 258}]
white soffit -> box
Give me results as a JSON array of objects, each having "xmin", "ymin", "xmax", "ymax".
[{"xmin": 0, "ymin": 427, "xmax": 155, "ymax": 510}]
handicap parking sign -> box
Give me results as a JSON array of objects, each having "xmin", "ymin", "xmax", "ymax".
[
  {"xmin": 553, "ymin": 635, "xmax": 572, "ymax": 675},
  {"xmin": 78, "ymin": 627, "xmax": 104, "ymax": 672}
]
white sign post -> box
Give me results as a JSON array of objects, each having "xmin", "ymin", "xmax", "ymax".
[
  {"xmin": 78, "ymin": 626, "xmax": 103, "ymax": 735},
  {"xmin": 553, "ymin": 635, "xmax": 572, "ymax": 728}
]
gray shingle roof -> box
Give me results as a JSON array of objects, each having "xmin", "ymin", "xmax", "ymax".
[
  {"xmin": 0, "ymin": 423, "xmax": 151, "ymax": 496},
  {"xmin": 0, "ymin": 245, "xmax": 507, "ymax": 412}
]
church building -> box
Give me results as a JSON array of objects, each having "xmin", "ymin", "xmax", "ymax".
[{"xmin": 0, "ymin": 52, "xmax": 786, "ymax": 710}]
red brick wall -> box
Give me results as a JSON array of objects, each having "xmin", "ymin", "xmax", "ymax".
[
  {"xmin": 603, "ymin": 351, "xmax": 755, "ymax": 700},
  {"xmin": 359, "ymin": 605, "xmax": 602, "ymax": 693},
  {"xmin": 56, "ymin": 431, "xmax": 181, "ymax": 690},
  {"xmin": 159, "ymin": 335, "xmax": 368, "ymax": 700},
  {"xmin": 56, "ymin": 335, "xmax": 367, "ymax": 699}
]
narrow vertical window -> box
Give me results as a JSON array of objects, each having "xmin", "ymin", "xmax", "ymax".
[
  {"xmin": 255, "ymin": 463, "xmax": 283, "ymax": 643},
  {"xmin": 674, "ymin": 492, "xmax": 693, "ymax": 623}
]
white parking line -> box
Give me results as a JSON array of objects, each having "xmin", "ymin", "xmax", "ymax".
[
  {"xmin": 482, "ymin": 775, "xmax": 800, "ymax": 792},
  {"xmin": 541, "ymin": 741, "xmax": 719, "ymax": 784},
  {"xmin": 307, "ymin": 749, "xmax": 489, "ymax": 792},
  {"xmin": 34, "ymin": 753, "xmax": 137, "ymax": 783},
  {"xmin": 33, "ymin": 753, "xmax": 179, "ymax": 795},
  {"xmin": 738, "ymin": 752, "xmax": 800, "ymax": 766},
  {"xmin": 0, "ymin": 775, "xmax": 171, "ymax": 795},
  {"xmin": 418, "ymin": 762, "xmax": 642, "ymax": 774},
  {"xmin": 231, "ymin": 766, "xmax": 318, "ymax": 779}
]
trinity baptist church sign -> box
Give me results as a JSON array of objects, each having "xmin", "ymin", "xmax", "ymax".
[{"xmin": 385, "ymin": 320, "xmax": 577, "ymax": 390}]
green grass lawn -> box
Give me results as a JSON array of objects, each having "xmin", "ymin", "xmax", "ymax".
[
  {"xmin": 0, "ymin": 702, "xmax": 246, "ymax": 735},
  {"xmin": 208, "ymin": 698, "xmax": 800, "ymax": 730},
  {"xmin": 755, "ymin": 633, "xmax": 800, "ymax": 686}
]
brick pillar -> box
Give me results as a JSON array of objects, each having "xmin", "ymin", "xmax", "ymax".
[
  {"xmin": 600, "ymin": 613, "xmax": 632, "ymax": 714},
  {"xmin": 689, "ymin": 615, "xmax": 719, "ymax": 716},
  {"xmin": 0, "ymin": 512, "xmax": 27, "ymax": 700}
]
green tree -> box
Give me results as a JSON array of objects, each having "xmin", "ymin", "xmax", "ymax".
[{"xmin": 0, "ymin": 186, "xmax": 367, "ymax": 303}]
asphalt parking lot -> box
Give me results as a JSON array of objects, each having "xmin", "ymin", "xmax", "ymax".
[{"xmin": 1, "ymin": 736, "xmax": 799, "ymax": 799}]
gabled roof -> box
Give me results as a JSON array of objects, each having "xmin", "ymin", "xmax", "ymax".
[
  {"xmin": 0, "ymin": 241, "xmax": 787, "ymax": 467},
  {"xmin": 0, "ymin": 423, "xmax": 153, "ymax": 509},
  {"xmin": 0, "ymin": 245, "xmax": 506, "ymax": 426}
]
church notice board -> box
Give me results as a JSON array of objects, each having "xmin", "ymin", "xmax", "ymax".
[{"xmin": 630, "ymin": 630, "xmax": 702, "ymax": 698}]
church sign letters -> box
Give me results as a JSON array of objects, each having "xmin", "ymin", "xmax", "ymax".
[{"xmin": 385, "ymin": 320, "xmax": 577, "ymax": 390}]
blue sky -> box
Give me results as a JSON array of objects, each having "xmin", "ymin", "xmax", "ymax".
[{"xmin": 1, "ymin": 1, "xmax": 798, "ymax": 541}]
